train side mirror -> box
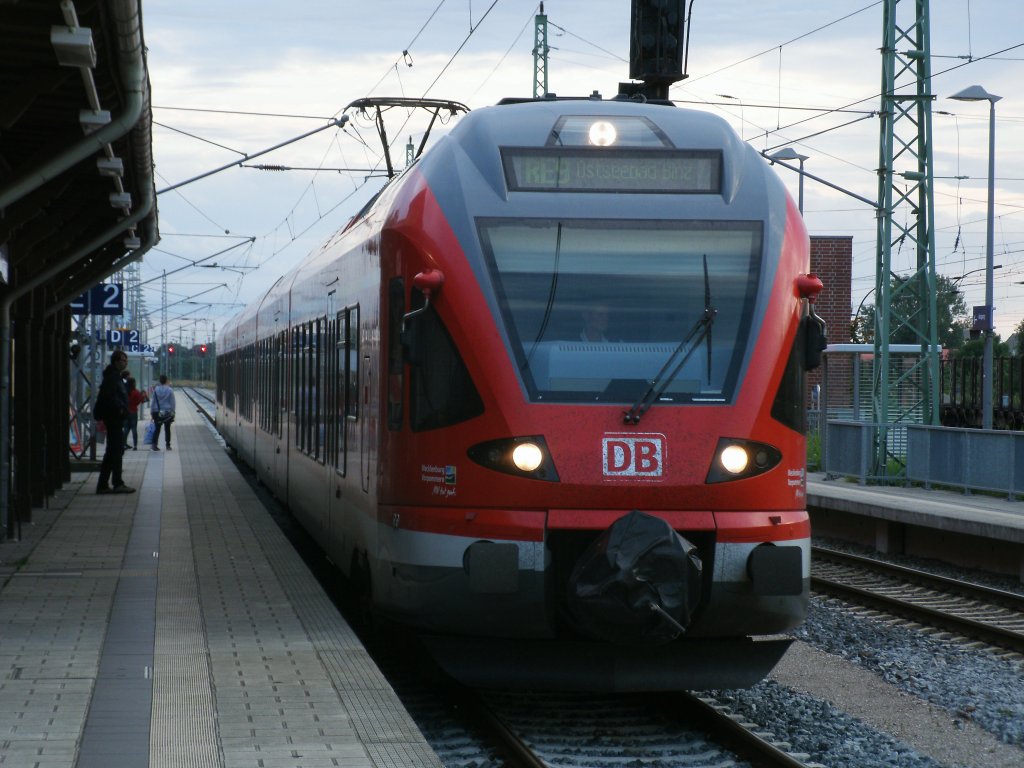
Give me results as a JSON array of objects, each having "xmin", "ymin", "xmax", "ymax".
[
  {"xmin": 402, "ymin": 269, "xmax": 445, "ymax": 330},
  {"xmin": 796, "ymin": 273, "xmax": 826, "ymax": 370},
  {"xmin": 401, "ymin": 269, "xmax": 446, "ymax": 362},
  {"xmin": 796, "ymin": 273, "xmax": 823, "ymax": 301},
  {"xmin": 804, "ymin": 309, "xmax": 827, "ymax": 370},
  {"xmin": 413, "ymin": 269, "xmax": 445, "ymax": 297}
]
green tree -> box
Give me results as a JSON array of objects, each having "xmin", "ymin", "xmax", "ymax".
[
  {"xmin": 958, "ymin": 334, "xmax": 1009, "ymax": 358},
  {"xmin": 1012, "ymin": 317, "xmax": 1024, "ymax": 355},
  {"xmin": 852, "ymin": 274, "xmax": 970, "ymax": 349}
]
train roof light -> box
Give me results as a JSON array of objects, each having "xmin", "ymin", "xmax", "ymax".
[
  {"xmin": 548, "ymin": 115, "xmax": 672, "ymax": 148},
  {"xmin": 588, "ymin": 121, "xmax": 617, "ymax": 147}
]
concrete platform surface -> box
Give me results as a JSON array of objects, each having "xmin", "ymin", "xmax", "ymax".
[{"xmin": 0, "ymin": 405, "xmax": 441, "ymax": 768}]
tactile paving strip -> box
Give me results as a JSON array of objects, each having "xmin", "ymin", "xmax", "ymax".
[
  {"xmin": 169, "ymin": 412, "xmax": 442, "ymax": 768},
  {"xmin": 151, "ymin": 449, "xmax": 221, "ymax": 768}
]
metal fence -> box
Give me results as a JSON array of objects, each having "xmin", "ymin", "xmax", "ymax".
[
  {"xmin": 906, "ymin": 425, "xmax": 1024, "ymax": 497},
  {"xmin": 817, "ymin": 345, "xmax": 1024, "ymax": 497},
  {"xmin": 818, "ymin": 344, "xmax": 927, "ymax": 482}
]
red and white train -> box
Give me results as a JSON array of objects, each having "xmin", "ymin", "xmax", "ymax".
[{"xmin": 216, "ymin": 96, "xmax": 824, "ymax": 690}]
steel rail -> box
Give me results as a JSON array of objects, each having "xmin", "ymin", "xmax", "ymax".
[{"xmin": 811, "ymin": 548, "xmax": 1024, "ymax": 653}]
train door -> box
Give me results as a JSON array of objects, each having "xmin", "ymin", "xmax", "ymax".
[
  {"xmin": 327, "ymin": 306, "xmax": 359, "ymax": 567},
  {"xmin": 273, "ymin": 330, "xmax": 288, "ymax": 498},
  {"xmin": 361, "ymin": 355, "xmax": 371, "ymax": 493},
  {"xmin": 326, "ymin": 311, "xmax": 343, "ymax": 561}
]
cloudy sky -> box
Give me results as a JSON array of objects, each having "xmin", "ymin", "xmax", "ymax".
[{"xmin": 141, "ymin": 1, "xmax": 1024, "ymax": 346}]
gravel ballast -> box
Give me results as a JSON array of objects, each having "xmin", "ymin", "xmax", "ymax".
[{"xmin": 713, "ymin": 536, "xmax": 1024, "ymax": 768}]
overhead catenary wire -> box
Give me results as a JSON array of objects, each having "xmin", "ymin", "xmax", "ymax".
[
  {"xmin": 548, "ymin": 20, "xmax": 628, "ymax": 63},
  {"xmin": 144, "ymin": 3, "xmax": 1024, "ymax": 343}
]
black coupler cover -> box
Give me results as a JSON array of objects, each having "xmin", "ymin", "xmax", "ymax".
[{"xmin": 567, "ymin": 510, "xmax": 702, "ymax": 645}]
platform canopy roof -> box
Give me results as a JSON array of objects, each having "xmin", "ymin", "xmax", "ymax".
[{"xmin": 0, "ymin": 0, "xmax": 157, "ymax": 309}]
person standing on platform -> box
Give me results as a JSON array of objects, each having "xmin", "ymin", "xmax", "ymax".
[
  {"xmin": 95, "ymin": 350, "xmax": 135, "ymax": 494},
  {"xmin": 150, "ymin": 374, "xmax": 176, "ymax": 451},
  {"xmin": 122, "ymin": 377, "xmax": 146, "ymax": 450}
]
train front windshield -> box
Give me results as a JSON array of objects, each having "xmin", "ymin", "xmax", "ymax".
[{"xmin": 479, "ymin": 219, "xmax": 763, "ymax": 404}]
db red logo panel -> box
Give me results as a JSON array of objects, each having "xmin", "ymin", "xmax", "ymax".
[{"xmin": 602, "ymin": 433, "xmax": 666, "ymax": 480}]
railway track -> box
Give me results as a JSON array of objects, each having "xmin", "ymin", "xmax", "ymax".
[
  {"xmin": 182, "ymin": 386, "xmax": 216, "ymax": 424},
  {"xmin": 456, "ymin": 687, "xmax": 821, "ymax": 768},
  {"xmin": 811, "ymin": 546, "xmax": 1024, "ymax": 653}
]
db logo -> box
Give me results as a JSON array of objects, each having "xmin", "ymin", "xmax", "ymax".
[{"xmin": 602, "ymin": 433, "xmax": 666, "ymax": 479}]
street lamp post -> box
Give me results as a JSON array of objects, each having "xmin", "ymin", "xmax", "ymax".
[
  {"xmin": 768, "ymin": 147, "xmax": 810, "ymax": 213},
  {"xmin": 951, "ymin": 85, "xmax": 1001, "ymax": 430}
]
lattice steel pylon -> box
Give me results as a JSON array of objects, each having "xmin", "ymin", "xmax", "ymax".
[
  {"xmin": 533, "ymin": 3, "xmax": 549, "ymax": 98},
  {"xmin": 872, "ymin": 0, "xmax": 940, "ymax": 479}
]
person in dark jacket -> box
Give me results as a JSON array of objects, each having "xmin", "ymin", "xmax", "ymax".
[{"xmin": 96, "ymin": 350, "xmax": 135, "ymax": 494}]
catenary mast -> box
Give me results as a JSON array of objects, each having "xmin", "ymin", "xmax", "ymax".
[{"xmin": 872, "ymin": 0, "xmax": 940, "ymax": 478}]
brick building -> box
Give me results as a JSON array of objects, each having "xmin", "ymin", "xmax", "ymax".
[
  {"xmin": 809, "ymin": 236, "xmax": 853, "ymax": 347},
  {"xmin": 808, "ymin": 236, "xmax": 853, "ymax": 412}
]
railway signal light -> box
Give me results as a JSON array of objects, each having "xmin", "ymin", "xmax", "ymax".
[
  {"xmin": 629, "ymin": 0, "xmax": 691, "ymax": 94},
  {"xmin": 167, "ymin": 344, "xmax": 175, "ymax": 354},
  {"xmin": 199, "ymin": 344, "xmax": 208, "ymax": 356}
]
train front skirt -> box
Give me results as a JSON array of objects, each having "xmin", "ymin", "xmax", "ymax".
[{"xmin": 419, "ymin": 634, "xmax": 793, "ymax": 691}]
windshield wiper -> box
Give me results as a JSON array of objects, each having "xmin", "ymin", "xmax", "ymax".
[
  {"xmin": 624, "ymin": 255, "xmax": 716, "ymax": 425},
  {"xmin": 523, "ymin": 222, "xmax": 563, "ymax": 370}
]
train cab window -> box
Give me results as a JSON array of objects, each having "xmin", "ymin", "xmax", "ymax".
[
  {"xmin": 771, "ymin": 319, "xmax": 807, "ymax": 433},
  {"xmin": 407, "ymin": 300, "xmax": 484, "ymax": 432},
  {"xmin": 479, "ymin": 218, "xmax": 762, "ymax": 405}
]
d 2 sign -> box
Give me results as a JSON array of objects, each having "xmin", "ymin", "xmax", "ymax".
[{"xmin": 602, "ymin": 432, "xmax": 666, "ymax": 479}]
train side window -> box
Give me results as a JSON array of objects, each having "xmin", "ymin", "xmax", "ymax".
[
  {"xmin": 346, "ymin": 306, "xmax": 360, "ymax": 421},
  {"xmin": 274, "ymin": 331, "xmax": 285, "ymax": 438},
  {"xmin": 314, "ymin": 316, "xmax": 325, "ymax": 461},
  {"xmin": 259, "ymin": 338, "xmax": 268, "ymax": 434},
  {"xmin": 335, "ymin": 310, "xmax": 348, "ymax": 474},
  {"xmin": 246, "ymin": 344, "xmax": 253, "ymax": 421},
  {"xmin": 325, "ymin": 316, "xmax": 336, "ymax": 465},
  {"xmin": 267, "ymin": 337, "xmax": 273, "ymax": 431},
  {"xmin": 243, "ymin": 344, "xmax": 252, "ymax": 422},
  {"xmin": 306, "ymin": 320, "xmax": 316, "ymax": 454},
  {"xmin": 387, "ymin": 278, "xmax": 404, "ymax": 430},
  {"xmin": 294, "ymin": 324, "xmax": 304, "ymax": 451},
  {"xmin": 408, "ymin": 303, "xmax": 484, "ymax": 432}
]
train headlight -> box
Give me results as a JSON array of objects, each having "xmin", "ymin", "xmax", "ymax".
[
  {"xmin": 588, "ymin": 120, "xmax": 617, "ymax": 146},
  {"xmin": 719, "ymin": 445, "xmax": 749, "ymax": 474},
  {"xmin": 706, "ymin": 438, "xmax": 782, "ymax": 483},
  {"xmin": 468, "ymin": 436, "xmax": 560, "ymax": 482},
  {"xmin": 512, "ymin": 442, "xmax": 544, "ymax": 472}
]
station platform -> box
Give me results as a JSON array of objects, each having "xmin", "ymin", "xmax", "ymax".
[
  {"xmin": 0, "ymin": 405, "xmax": 441, "ymax": 768},
  {"xmin": 807, "ymin": 472, "xmax": 1024, "ymax": 581}
]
